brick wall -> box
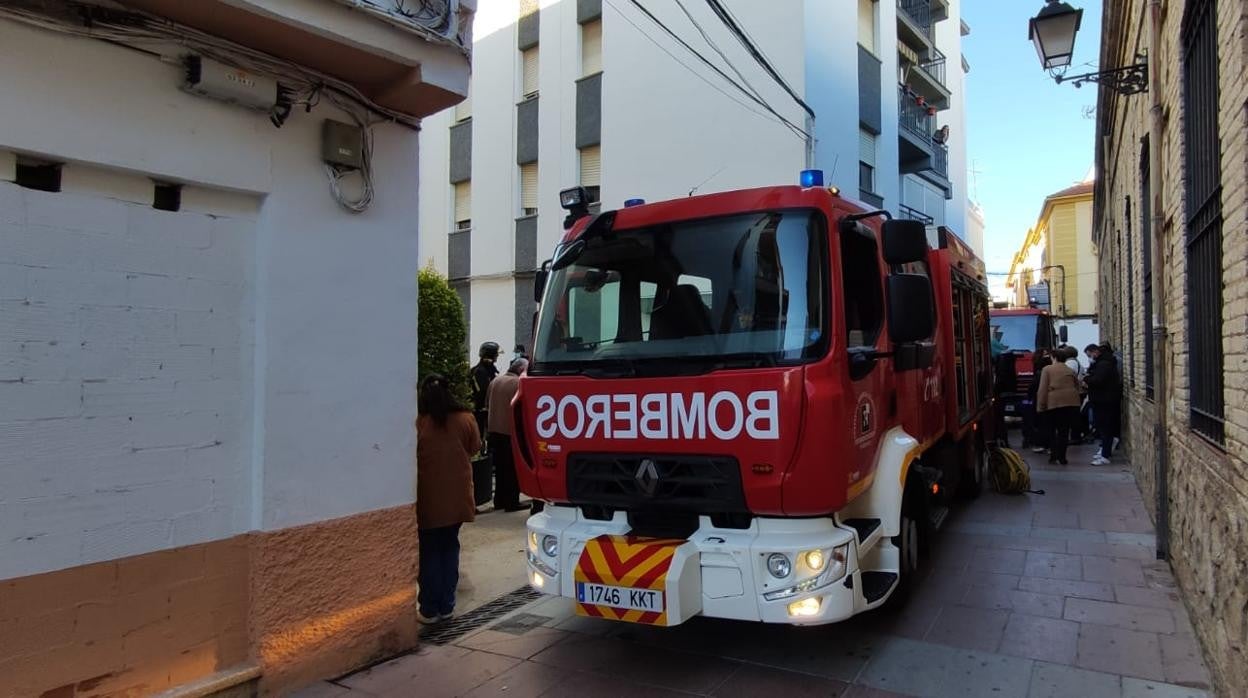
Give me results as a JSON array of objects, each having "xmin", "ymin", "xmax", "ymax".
[
  {"xmin": 0, "ymin": 168, "xmax": 254, "ymax": 580},
  {"xmin": 1095, "ymin": 1, "xmax": 1248, "ymax": 694}
]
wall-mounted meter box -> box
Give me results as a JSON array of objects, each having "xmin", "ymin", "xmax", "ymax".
[
  {"xmin": 182, "ymin": 56, "xmax": 278, "ymax": 111},
  {"xmin": 322, "ymin": 120, "xmax": 364, "ymax": 170}
]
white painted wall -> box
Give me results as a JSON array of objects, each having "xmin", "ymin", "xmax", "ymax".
[
  {"xmin": 936, "ymin": 0, "xmax": 968, "ymax": 234},
  {"xmin": 0, "ymin": 18, "xmax": 434, "ymax": 578}
]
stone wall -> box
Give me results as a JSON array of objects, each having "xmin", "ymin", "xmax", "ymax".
[{"xmin": 1094, "ymin": 1, "xmax": 1248, "ymax": 695}]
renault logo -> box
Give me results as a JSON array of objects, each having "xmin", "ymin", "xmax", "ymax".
[{"xmin": 635, "ymin": 458, "xmax": 660, "ymax": 497}]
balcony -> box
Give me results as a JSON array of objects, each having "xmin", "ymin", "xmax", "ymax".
[
  {"xmin": 899, "ymin": 205, "xmax": 934, "ymax": 225},
  {"xmin": 897, "ymin": 0, "xmax": 933, "ymax": 48},
  {"xmin": 116, "ymin": 0, "xmax": 472, "ymax": 118},
  {"xmin": 898, "ymin": 86, "xmax": 952, "ymax": 196},
  {"xmin": 903, "ymin": 46, "xmax": 951, "ymax": 110}
]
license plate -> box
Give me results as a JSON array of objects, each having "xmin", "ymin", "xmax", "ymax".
[
  {"xmin": 1004, "ymin": 404, "xmax": 1016, "ymax": 413},
  {"xmin": 576, "ymin": 582, "xmax": 663, "ymax": 613}
]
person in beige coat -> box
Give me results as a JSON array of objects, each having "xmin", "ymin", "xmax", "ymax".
[
  {"xmin": 1037, "ymin": 346, "xmax": 1082, "ymax": 464},
  {"xmin": 416, "ymin": 374, "xmax": 481, "ymax": 623}
]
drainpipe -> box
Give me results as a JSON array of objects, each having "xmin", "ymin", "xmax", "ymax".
[
  {"xmin": 805, "ymin": 113, "xmax": 816, "ymax": 170},
  {"xmin": 1147, "ymin": 0, "xmax": 1169, "ymax": 562}
]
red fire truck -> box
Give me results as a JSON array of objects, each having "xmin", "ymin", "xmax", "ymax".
[
  {"xmin": 989, "ymin": 307, "xmax": 1061, "ymax": 420},
  {"xmin": 513, "ymin": 171, "xmax": 993, "ymax": 626}
]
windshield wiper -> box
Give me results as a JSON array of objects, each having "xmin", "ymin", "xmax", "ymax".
[{"xmin": 711, "ymin": 353, "xmax": 778, "ymax": 370}]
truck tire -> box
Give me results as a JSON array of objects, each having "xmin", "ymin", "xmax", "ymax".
[
  {"xmin": 960, "ymin": 435, "xmax": 987, "ymax": 500},
  {"xmin": 885, "ymin": 481, "xmax": 925, "ymax": 610}
]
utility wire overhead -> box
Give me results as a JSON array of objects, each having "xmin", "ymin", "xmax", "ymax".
[
  {"xmin": 703, "ymin": 0, "xmax": 815, "ymax": 119},
  {"xmin": 673, "ymin": 0, "xmax": 768, "ymax": 107},
  {"xmin": 623, "ymin": 0, "xmax": 811, "ymax": 139},
  {"xmin": 601, "ymin": 0, "xmax": 798, "ymax": 135}
]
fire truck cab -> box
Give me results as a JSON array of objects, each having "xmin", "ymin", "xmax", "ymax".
[{"xmin": 514, "ymin": 173, "xmax": 993, "ymax": 626}]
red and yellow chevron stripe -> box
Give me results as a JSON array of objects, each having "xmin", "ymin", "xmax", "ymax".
[{"xmin": 574, "ymin": 535, "xmax": 684, "ymax": 626}]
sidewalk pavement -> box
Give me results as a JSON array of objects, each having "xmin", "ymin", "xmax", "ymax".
[{"xmin": 299, "ymin": 443, "xmax": 1213, "ymax": 698}]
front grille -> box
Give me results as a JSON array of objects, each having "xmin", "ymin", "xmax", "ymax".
[{"xmin": 567, "ymin": 454, "xmax": 747, "ymax": 513}]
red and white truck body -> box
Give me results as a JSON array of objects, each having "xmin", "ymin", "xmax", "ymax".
[{"xmin": 514, "ymin": 175, "xmax": 993, "ymax": 626}]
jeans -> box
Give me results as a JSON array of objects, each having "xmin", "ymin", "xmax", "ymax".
[
  {"xmin": 489, "ymin": 433, "xmax": 520, "ymax": 509},
  {"xmin": 1093, "ymin": 401, "xmax": 1121, "ymax": 459},
  {"xmin": 418, "ymin": 524, "xmax": 462, "ymax": 618},
  {"xmin": 1045, "ymin": 406, "xmax": 1079, "ymax": 463}
]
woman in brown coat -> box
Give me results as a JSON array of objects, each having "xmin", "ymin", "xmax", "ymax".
[
  {"xmin": 416, "ymin": 374, "xmax": 481, "ymax": 623},
  {"xmin": 1037, "ymin": 347, "xmax": 1082, "ymax": 465}
]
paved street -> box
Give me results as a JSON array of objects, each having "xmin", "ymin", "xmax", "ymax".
[{"xmin": 299, "ymin": 444, "xmax": 1211, "ymax": 698}]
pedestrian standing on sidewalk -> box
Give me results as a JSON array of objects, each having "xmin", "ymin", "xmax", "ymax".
[
  {"xmin": 470, "ymin": 342, "xmax": 501, "ymax": 453},
  {"xmin": 1026, "ymin": 349, "xmax": 1053, "ymax": 453},
  {"xmin": 1037, "ymin": 347, "xmax": 1082, "ymax": 465},
  {"xmin": 487, "ymin": 357, "xmax": 529, "ymax": 512},
  {"xmin": 1084, "ymin": 343, "xmax": 1122, "ymax": 466},
  {"xmin": 416, "ymin": 373, "xmax": 481, "ymax": 624}
]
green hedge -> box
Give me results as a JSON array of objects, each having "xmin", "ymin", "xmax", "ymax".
[{"xmin": 418, "ymin": 266, "xmax": 471, "ymax": 406}]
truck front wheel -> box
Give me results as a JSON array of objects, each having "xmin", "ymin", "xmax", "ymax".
[{"xmin": 886, "ymin": 481, "xmax": 925, "ymax": 609}]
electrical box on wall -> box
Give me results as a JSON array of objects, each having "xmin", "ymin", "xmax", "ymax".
[
  {"xmin": 183, "ymin": 55, "xmax": 278, "ymax": 111},
  {"xmin": 322, "ymin": 120, "xmax": 364, "ymax": 170}
]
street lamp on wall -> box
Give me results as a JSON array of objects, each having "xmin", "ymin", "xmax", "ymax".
[{"xmin": 1030, "ymin": 0, "xmax": 1149, "ymax": 95}]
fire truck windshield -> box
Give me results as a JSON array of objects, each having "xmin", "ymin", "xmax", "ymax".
[
  {"xmin": 991, "ymin": 314, "xmax": 1043, "ymax": 353},
  {"xmin": 532, "ymin": 210, "xmax": 828, "ymax": 374}
]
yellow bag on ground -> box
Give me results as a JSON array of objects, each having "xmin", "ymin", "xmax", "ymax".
[{"xmin": 989, "ymin": 448, "xmax": 1046, "ymax": 495}]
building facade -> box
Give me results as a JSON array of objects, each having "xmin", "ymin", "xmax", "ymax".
[
  {"xmin": 1004, "ymin": 181, "xmax": 1099, "ymax": 361},
  {"xmin": 1095, "ymin": 0, "xmax": 1248, "ymax": 694},
  {"xmin": 0, "ymin": 1, "xmax": 469, "ymax": 695},
  {"xmin": 419, "ymin": 0, "xmax": 970, "ymax": 353}
]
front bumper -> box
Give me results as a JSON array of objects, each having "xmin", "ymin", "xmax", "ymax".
[{"xmin": 525, "ymin": 506, "xmax": 885, "ymax": 626}]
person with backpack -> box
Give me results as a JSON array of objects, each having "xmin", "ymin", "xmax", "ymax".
[
  {"xmin": 1037, "ymin": 346, "xmax": 1082, "ymax": 465},
  {"xmin": 1084, "ymin": 343, "xmax": 1122, "ymax": 465},
  {"xmin": 415, "ymin": 374, "xmax": 481, "ymax": 623}
]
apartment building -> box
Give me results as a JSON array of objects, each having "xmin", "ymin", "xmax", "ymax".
[
  {"xmin": 0, "ymin": 1, "xmax": 469, "ymax": 695},
  {"xmin": 419, "ymin": 0, "xmax": 970, "ymax": 353},
  {"xmin": 1094, "ymin": 0, "xmax": 1248, "ymax": 694}
]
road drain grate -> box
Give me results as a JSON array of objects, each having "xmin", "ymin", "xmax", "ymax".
[{"xmin": 419, "ymin": 586, "xmax": 546, "ymax": 645}]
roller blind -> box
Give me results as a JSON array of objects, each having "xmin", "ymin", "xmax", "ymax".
[
  {"xmin": 582, "ymin": 20, "xmax": 603, "ymax": 76},
  {"xmin": 859, "ymin": 130, "xmax": 876, "ymax": 166},
  {"xmin": 580, "ymin": 146, "xmax": 601, "ymax": 186},
  {"xmin": 522, "ymin": 47, "xmax": 539, "ymax": 97},
  {"xmin": 521, "ymin": 162, "xmax": 539, "ymax": 210},
  {"xmin": 454, "ymin": 181, "xmax": 471, "ymax": 225}
]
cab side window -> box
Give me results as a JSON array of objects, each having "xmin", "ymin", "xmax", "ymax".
[{"xmin": 840, "ymin": 228, "xmax": 884, "ymax": 348}]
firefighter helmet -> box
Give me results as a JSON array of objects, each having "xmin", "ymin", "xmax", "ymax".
[{"xmin": 478, "ymin": 341, "xmax": 501, "ymax": 360}]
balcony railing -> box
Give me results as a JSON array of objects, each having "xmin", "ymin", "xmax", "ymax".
[
  {"xmin": 899, "ymin": 86, "xmax": 934, "ymax": 140},
  {"xmin": 933, "ymin": 140, "xmax": 949, "ymax": 178},
  {"xmin": 899, "ymin": 205, "xmax": 934, "ymax": 225},
  {"xmin": 918, "ymin": 47, "xmax": 947, "ymax": 88},
  {"xmin": 898, "ymin": 0, "xmax": 933, "ymax": 40}
]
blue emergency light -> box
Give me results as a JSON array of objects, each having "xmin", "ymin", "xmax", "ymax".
[
  {"xmin": 624, "ymin": 198, "xmax": 645, "ymax": 207},
  {"xmin": 799, "ymin": 169, "xmax": 824, "ymax": 187}
]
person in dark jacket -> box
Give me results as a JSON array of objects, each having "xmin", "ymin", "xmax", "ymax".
[
  {"xmin": 1025, "ymin": 350, "xmax": 1053, "ymax": 452},
  {"xmin": 487, "ymin": 358, "xmax": 528, "ymax": 512},
  {"xmin": 1084, "ymin": 343, "xmax": 1122, "ymax": 465},
  {"xmin": 993, "ymin": 350, "xmax": 1019, "ymax": 447},
  {"xmin": 470, "ymin": 341, "xmax": 500, "ymax": 450}
]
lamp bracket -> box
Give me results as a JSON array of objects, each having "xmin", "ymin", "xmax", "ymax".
[{"xmin": 1052, "ymin": 53, "xmax": 1149, "ymax": 95}]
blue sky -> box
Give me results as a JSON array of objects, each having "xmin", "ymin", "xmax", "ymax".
[{"xmin": 962, "ymin": 0, "xmax": 1102, "ymax": 288}]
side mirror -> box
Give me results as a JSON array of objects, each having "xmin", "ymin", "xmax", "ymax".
[
  {"xmin": 887, "ymin": 273, "xmax": 935, "ymax": 343},
  {"xmin": 534, "ymin": 259, "xmax": 551, "ymax": 303},
  {"xmin": 882, "ymin": 219, "xmax": 929, "ymax": 265},
  {"xmin": 1059, "ymin": 325, "xmax": 1069, "ymax": 343}
]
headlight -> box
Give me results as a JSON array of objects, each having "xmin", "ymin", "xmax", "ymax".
[
  {"xmin": 803, "ymin": 549, "xmax": 826, "ymax": 573},
  {"xmin": 767, "ymin": 553, "xmax": 792, "ymax": 579},
  {"xmin": 528, "ymin": 531, "xmax": 539, "ymax": 553},
  {"xmin": 541, "ymin": 535, "xmax": 558, "ymax": 557}
]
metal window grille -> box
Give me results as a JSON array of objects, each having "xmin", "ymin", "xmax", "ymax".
[
  {"xmin": 1182, "ymin": 0, "xmax": 1225, "ymax": 443},
  {"xmin": 1125, "ymin": 197, "xmax": 1135, "ymax": 387},
  {"xmin": 1140, "ymin": 137, "xmax": 1155, "ymax": 400}
]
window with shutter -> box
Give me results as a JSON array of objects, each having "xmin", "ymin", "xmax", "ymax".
[
  {"xmin": 454, "ymin": 181, "xmax": 471, "ymax": 230},
  {"xmin": 521, "ymin": 162, "xmax": 539, "ymax": 215},
  {"xmin": 858, "ymin": 0, "xmax": 876, "ymax": 53},
  {"xmin": 580, "ymin": 146, "xmax": 601, "ymax": 203},
  {"xmin": 522, "ymin": 47, "xmax": 539, "ymax": 97},
  {"xmin": 582, "ymin": 20, "xmax": 603, "ymax": 76},
  {"xmin": 859, "ymin": 130, "xmax": 876, "ymax": 194}
]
